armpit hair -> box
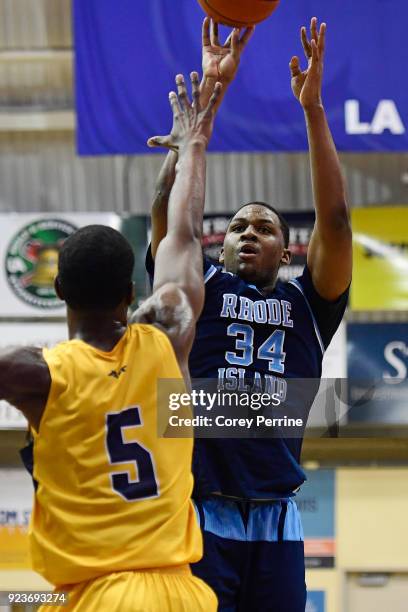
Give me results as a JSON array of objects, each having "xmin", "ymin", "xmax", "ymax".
[{"xmin": 131, "ymin": 284, "xmax": 193, "ymax": 337}]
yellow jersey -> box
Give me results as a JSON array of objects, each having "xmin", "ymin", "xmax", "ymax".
[{"xmin": 30, "ymin": 324, "xmax": 201, "ymax": 586}]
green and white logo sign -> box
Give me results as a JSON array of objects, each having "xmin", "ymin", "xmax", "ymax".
[{"xmin": 5, "ymin": 219, "xmax": 77, "ymax": 309}]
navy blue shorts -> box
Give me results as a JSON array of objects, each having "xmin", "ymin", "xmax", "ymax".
[{"xmin": 191, "ymin": 497, "xmax": 306, "ymax": 612}]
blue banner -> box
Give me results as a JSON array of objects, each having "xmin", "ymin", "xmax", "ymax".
[{"xmin": 74, "ymin": 0, "xmax": 408, "ymax": 155}]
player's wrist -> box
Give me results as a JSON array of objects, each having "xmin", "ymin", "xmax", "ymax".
[
  {"xmin": 302, "ymin": 101, "xmax": 325, "ymax": 115},
  {"xmin": 178, "ymin": 136, "xmax": 208, "ymax": 156},
  {"xmin": 203, "ymin": 72, "xmax": 233, "ymax": 85}
]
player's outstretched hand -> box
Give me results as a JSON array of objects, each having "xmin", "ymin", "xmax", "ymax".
[
  {"xmin": 147, "ymin": 72, "xmax": 222, "ymax": 151},
  {"xmin": 202, "ymin": 17, "xmax": 254, "ymax": 83},
  {"xmin": 289, "ymin": 17, "xmax": 326, "ymax": 110}
]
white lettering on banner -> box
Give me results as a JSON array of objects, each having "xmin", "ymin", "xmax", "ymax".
[
  {"xmin": 383, "ymin": 341, "xmax": 408, "ymax": 384},
  {"xmin": 345, "ymin": 100, "xmax": 405, "ymax": 135}
]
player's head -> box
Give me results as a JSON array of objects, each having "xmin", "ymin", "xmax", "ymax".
[
  {"xmin": 55, "ymin": 225, "xmax": 135, "ymax": 311},
  {"xmin": 220, "ymin": 202, "xmax": 291, "ymax": 287}
]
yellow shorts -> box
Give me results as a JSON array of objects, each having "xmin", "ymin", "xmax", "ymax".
[{"xmin": 40, "ymin": 566, "xmax": 217, "ymax": 612}]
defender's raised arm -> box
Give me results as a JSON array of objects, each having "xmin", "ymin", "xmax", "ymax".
[{"xmin": 135, "ymin": 73, "xmax": 222, "ymax": 377}]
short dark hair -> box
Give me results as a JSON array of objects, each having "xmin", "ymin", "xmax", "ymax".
[
  {"xmin": 57, "ymin": 225, "xmax": 134, "ymax": 310},
  {"xmin": 233, "ymin": 201, "xmax": 290, "ymax": 248}
]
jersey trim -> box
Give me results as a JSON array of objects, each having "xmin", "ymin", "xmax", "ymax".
[
  {"xmin": 247, "ymin": 283, "xmax": 263, "ymax": 295},
  {"xmin": 195, "ymin": 498, "xmax": 303, "ymax": 542},
  {"xmin": 204, "ymin": 265, "xmax": 218, "ymax": 284},
  {"xmin": 288, "ymin": 279, "xmax": 325, "ymax": 355}
]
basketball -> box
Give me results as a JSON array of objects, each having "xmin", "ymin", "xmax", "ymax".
[{"xmin": 197, "ymin": 0, "xmax": 280, "ymax": 27}]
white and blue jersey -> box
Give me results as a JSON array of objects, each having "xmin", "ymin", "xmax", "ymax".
[{"xmin": 146, "ymin": 248, "xmax": 348, "ymax": 500}]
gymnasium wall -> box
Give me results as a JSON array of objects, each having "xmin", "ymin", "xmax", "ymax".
[{"xmin": 307, "ymin": 468, "xmax": 408, "ymax": 612}]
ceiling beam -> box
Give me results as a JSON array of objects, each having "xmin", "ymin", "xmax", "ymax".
[
  {"xmin": 0, "ymin": 49, "xmax": 72, "ymax": 62},
  {"xmin": 0, "ymin": 110, "xmax": 75, "ymax": 131}
]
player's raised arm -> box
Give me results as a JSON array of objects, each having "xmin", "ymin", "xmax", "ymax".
[
  {"xmin": 134, "ymin": 73, "xmax": 222, "ymax": 374},
  {"xmin": 290, "ymin": 18, "xmax": 352, "ymax": 300},
  {"xmin": 147, "ymin": 18, "xmax": 254, "ymax": 259},
  {"xmin": 0, "ymin": 346, "xmax": 50, "ymax": 431}
]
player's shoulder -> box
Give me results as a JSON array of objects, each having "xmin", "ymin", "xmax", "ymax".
[
  {"xmin": 275, "ymin": 275, "xmax": 306, "ymax": 299},
  {"xmin": 283, "ymin": 265, "xmax": 350, "ymax": 307},
  {"xmin": 129, "ymin": 321, "xmax": 170, "ymax": 343},
  {"xmin": 275, "ymin": 266, "xmax": 314, "ymax": 299},
  {"xmin": 128, "ymin": 321, "xmax": 176, "ymax": 353},
  {"xmin": 129, "ymin": 322, "xmax": 161, "ymax": 336},
  {"xmin": 43, "ymin": 340, "xmax": 72, "ymax": 361},
  {"xmin": 4, "ymin": 345, "xmax": 49, "ymax": 377}
]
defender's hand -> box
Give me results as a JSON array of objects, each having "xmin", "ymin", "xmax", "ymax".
[
  {"xmin": 147, "ymin": 72, "xmax": 222, "ymax": 151},
  {"xmin": 202, "ymin": 17, "xmax": 254, "ymax": 83},
  {"xmin": 289, "ymin": 17, "xmax": 326, "ymax": 110}
]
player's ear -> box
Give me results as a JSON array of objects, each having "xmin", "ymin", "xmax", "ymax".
[
  {"xmin": 219, "ymin": 247, "xmax": 225, "ymax": 265},
  {"xmin": 280, "ymin": 248, "xmax": 291, "ymax": 266},
  {"xmin": 54, "ymin": 276, "xmax": 64, "ymax": 301}
]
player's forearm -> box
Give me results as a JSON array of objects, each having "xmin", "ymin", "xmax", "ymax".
[
  {"xmin": 305, "ymin": 105, "xmax": 350, "ymax": 234},
  {"xmin": 153, "ymin": 139, "xmax": 206, "ymax": 287},
  {"xmin": 151, "ymin": 151, "xmax": 178, "ymax": 258},
  {"xmin": 152, "ymin": 150, "xmax": 178, "ymax": 210},
  {"xmin": 153, "ymin": 139, "xmax": 206, "ymax": 318},
  {"xmin": 167, "ymin": 138, "xmax": 207, "ymax": 242}
]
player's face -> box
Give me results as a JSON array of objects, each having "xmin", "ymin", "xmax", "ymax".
[{"xmin": 220, "ymin": 205, "xmax": 290, "ymax": 286}]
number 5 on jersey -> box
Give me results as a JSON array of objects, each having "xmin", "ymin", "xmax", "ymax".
[{"xmin": 106, "ymin": 407, "xmax": 159, "ymax": 501}]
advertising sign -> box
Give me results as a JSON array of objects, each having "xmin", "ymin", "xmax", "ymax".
[
  {"xmin": 297, "ymin": 470, "xmax": 335, "ymax": 568},
  {"xmin": 0, "ymin": 469, "xmax": 33, "ymax": 569},
  {"xmin": 351, "ymin": 207, "xmax": 408, "ymax": 311},
  {"xmin": 0, "ymin": 214, "xmax": 120, "ymax": 317},
  {"xmin": 347, "ymin": 323, "xmax": 408, "ymax": 424},
  {"xmin": 306, "ymin": 591, "xmax": 325, "ymax": 612}
]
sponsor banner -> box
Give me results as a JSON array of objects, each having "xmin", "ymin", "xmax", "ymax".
[
  {"xmin": 202, "ymin": 215, "xmax": 230, "ymax": 265},
  {"xmin": 297, "ymin": 470, "xmax": 335, "ymax": 568},
  {"xmin": 351, "ymin": 207, "xmax": 408, "ymax": 311},
  {"xmin": 0, "ymin": 322, "xmax": 66, "ymax": 429},
  {"xmin": 74, "ymin": 0, "xmax": 408, "ymax": 155},
  {"xmin": 347, "ymin": 323, "xmax": 408, "ymax": 424},
  {"xmin": 306, "ymin": 591, "xmax": 325, "ymax": 612},
  {"xmin": 0, "ymin": 214, "xmax": 120, "ymax": 317},
  {"xmin": 0, "ymin": 469, "xmax": 33, "ymax": 569},
  {"xmin": 203, "ymin": 211, "xmax": 314, "ymax": 283}
]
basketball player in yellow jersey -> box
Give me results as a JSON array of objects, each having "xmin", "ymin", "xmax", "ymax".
[{"xmin": 0, "ymin": 72, "xmax": 221, "ymax": 611}]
